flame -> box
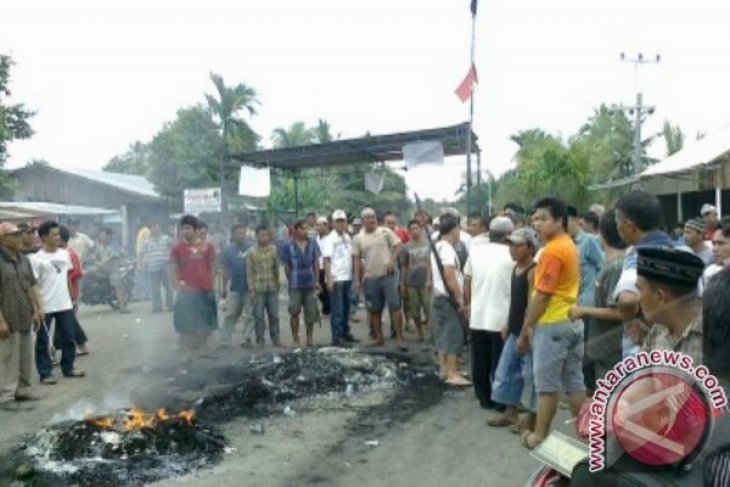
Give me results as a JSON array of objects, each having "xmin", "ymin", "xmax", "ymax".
[
  {"xmin": 86, "ymin": 416, "xmax": 116, "ymax": 430},
  {"xmin": 85, "ymin": 407, "xmax": 195, "ymax": 432},
  {"xmin": 156, "ymin": 408, "xmax": 170, "ymax": 421},
  {"xmin": 178, "ymin": 410, "xmax": 194, "ymax": 424}
]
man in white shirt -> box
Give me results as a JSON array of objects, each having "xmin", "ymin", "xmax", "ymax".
[
  {"xmin": 323, "ymin": 210, "xmax": 357, "ymax": 346},
  {"xmin": 464, "ymin": 216, "xmax": 515, "ymax": 408},
  {"xmin": 31, "ymin": 221, "xmax": 85, "ymax": 384},
  {"xmin": 431, "ymin": 214, "xmax": 469, "ymax": 386},
  {"xmin": 67, "ymin": 219, "xmax": 94, "ymax": 264}
]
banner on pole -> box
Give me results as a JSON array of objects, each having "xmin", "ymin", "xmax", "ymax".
[
  {"xmin": 184, "ymin": 188, "xmax": 221, "ymax": 215},
  {"xmin": 238, "ymin": 165, "xmax": 271, "ymax": 197},
  {"xmin": 403, "ymin": 140, "xmax": 445, "ymax": 167},
  {"xmin": 365, "ymin": 172, "xmax": 385, "ymax": 194}
]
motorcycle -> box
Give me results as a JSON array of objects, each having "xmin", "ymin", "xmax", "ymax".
[{"xmin": 80, "ymin": 260, "xmax": 135, "ymax": 310}]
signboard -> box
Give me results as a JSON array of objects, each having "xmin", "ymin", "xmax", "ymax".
[{"xmin": 184, "ymin": 188, "xmax": 221, "ymax": 215}]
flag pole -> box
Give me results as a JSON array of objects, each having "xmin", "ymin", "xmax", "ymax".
[{"xmin": 465, "ymin": 0, "xmax": 477, "ymax": 216}]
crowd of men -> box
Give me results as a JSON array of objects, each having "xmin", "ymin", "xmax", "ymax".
[{"xmin": 1, "ymin": 191, "xmax": 730, "ymax": 482}]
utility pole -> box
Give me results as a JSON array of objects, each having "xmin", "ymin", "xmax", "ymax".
[{"xmin": 619, "ymin": 52, "xmax": 660, "ymax": 175}]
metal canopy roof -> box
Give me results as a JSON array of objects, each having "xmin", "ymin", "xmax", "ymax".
[{"xmin": 230, "ymin": 122, "xmax": 477, "ymax": 169}]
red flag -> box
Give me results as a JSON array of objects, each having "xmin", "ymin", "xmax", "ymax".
[{"xmin": 455, "ymin": 64, "xmax": 478, "ymax": 103}]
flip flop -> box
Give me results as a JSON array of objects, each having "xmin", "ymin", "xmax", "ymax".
[
  {"xmin": 487, "ymin": 416, "xmax": 518, "ymax": 427},
  {"xmin": 445, "ymin": 376, "xmax": 472, "ymax": 387},
  {"xmin": 521, "ymin": 432, "xmax": 542, "ymax": 450}
]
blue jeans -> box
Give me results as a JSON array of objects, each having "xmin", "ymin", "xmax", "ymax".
[
  {"xmin": 522, "ymin": 350, "xmax": 538, "ymax": 413},
  {"xmin": 492, "ymin": 333, "xmax": 524, "ymax": 407},
  {"xmin": 252, "ymin": 291, "xmax": 280, "ymax": 344},
  {"xmin": 330, "ymin": 281, "xmax": 352, "ymax": 343},
  {"xmin": 36, "ymin": 310, "xmax": 76, "ymax": 378}
]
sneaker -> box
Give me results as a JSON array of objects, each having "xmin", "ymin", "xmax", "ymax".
[
  {"xmin": 40, "ymin": 377, "xmax": 57, "ymax": 385},
  {"xmin": 63, "ymin": 369, "xmax": 86, "ymax": 378},
  {"xmin": 14, "ymin": 392, "xmax": 40, "ymax": 402}
]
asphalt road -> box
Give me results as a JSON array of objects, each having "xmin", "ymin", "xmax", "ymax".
[{"xmin": 0, "ymin": 297, "xmax": 547, "ymax": 487}]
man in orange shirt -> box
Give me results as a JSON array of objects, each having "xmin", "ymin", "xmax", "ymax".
[{"xmin": 516, "ymin": 197, "xmax": 585, "ymax": 449}]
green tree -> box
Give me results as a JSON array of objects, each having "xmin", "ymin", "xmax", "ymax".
[
  {"xmin": 104, "ymin": 141, "xmax": 149, "ymax": 175},
  {"xmin": 662, "ymin": 120, "xmax": 685, "ymax": 156},
  {"xmin": 312, "ymin": 119, "xmax": 335, "ymax": 144},
  {"xmin": 1, "ymin": 54, "xmax": 34, "ymax": 196},
  {"xmin": 205, "ymin": 72, "xmax": 260, "ymax": 152},
  {"xmin": 271, "ymin": 122, "xmax": 314, "ymax": 148},
  {"xmin": 145, "ymin": 105, "xmax": 227, "ymax": 203}
]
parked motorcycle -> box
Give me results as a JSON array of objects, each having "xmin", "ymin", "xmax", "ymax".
[{"xmin": 80, "ymin": 260, "xmax": 135, "ymax": 310}]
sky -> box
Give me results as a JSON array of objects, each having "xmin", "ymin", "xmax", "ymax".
[{"xmin": 2, "ymin": 0, "xmax": 730, "ymax": 201}]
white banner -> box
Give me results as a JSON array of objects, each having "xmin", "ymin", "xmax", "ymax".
[
  {"xmin": 365, "ymin": 172, "xmax": 384, "ymax": 194},
  {"xmin": 184, "ymin": 188, "xmax": 221, "ymax": 215},
  {"xmin": 238, "ymin": 165, "xmax": 271, "ymax": 197},
  {"xmin": 403, "ymin": 140, "xmax": 444, "ymax": 167}
]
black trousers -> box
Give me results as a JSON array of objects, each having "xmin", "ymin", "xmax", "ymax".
[
  {"xmin": 318, "ymin": 269, "xmax": 331, "ymax": 316},
  {"xmin": 53, "ymin": 309, "xmax": 87, "ymax": 349},
  {"xmin": 471, "ymin": 329, "xmax": 504, "ymax": 408}
]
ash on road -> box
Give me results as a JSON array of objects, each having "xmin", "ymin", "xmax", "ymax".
[{"xmin": 0, "ymin": 301, "xmax": 543, "ymax": 486}]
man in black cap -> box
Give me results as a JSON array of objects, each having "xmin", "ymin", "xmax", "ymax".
[{"xmin": 636, "ymin": 247, "xmax": 705, "ymax": 364}]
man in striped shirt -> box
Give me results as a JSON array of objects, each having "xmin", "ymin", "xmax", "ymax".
[{"xmin": 141, "ymin": 223, "xmax": 173, "ymax": 313}]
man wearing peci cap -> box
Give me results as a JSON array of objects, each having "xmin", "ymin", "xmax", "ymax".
[
  {"xmin": 464, "ymin": 215, "xmax": 515, "ymax": 410},
  {"xmin": 684, "ymin": 218, "xmax": 713, "ymax": 266},
  {"xmin": 0, "ymin": 223, "xmax": 44, "ymax": 402},
  {"xmin": 637, "ymin": 247, "xmax": 705, "ymax": 364},
  {"xmin": 702, "ymin": 204, "xmax": 720, "ymax": 241},
  {"xmin": 322, "ymin": 210, "xmax": 357, "ymax": 345}
]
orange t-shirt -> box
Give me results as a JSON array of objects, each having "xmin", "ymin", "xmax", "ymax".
[{"xmin": 534, "ymin": 233, "xmax": 579, "ymax": 325}]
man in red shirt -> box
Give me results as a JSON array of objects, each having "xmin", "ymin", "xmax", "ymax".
[
  {"xmin": 56, "ymin": 225, "xmax": 89, "ymax": 356},
  {"xmin": 384, "ymin": 211, "xmax": 410, "ymax": 244},
  {"xmin": 170, "ymin": 215, "xmax": 218, "ymax": 350}
]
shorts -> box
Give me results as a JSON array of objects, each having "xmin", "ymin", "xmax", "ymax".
[
  {"xmin": 362, "ymin": 275, "xmax": 400, "ymax": 313},
  {"xmin": 406, "ymin": 286, "xmax": 431, "ymax": 322},
  {"xmin": 431, "ymin": 296, "xmax": 463, "ymax": 355},
  {"xmin": 533, "ymin": 320, "xmax": 585, "ymax": 394},
  {"xmin": 288, "ymin": 288, "xmax": 320, "ymax": 325}
]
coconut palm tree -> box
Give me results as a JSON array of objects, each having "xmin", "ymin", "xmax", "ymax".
[
  {"xmin": 271, "ymin": 122, "xmax": 314, "ymax": 148},
  {"xmin": 205, "ymin": 72, "xmax": 260, "ymax": 151}
]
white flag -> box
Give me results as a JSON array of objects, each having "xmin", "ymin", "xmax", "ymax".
[
  {"xmin": 403, "ymin": 141, "xmax": 444, "ymax": 167},
  {"xmin": 238, "ymin": 165, "xmax": 271, "ymax": 197},
  {"xmin": 365, "ymin": 172, "xmax": 384, "ymax": 194}
]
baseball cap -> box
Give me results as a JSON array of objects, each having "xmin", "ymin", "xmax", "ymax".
[
  {"xmin": 0, "ymin": 222, "xmax": 22, "ymax": 237},
  {"xmin": 489, "ymin": 216, "xmax": 515, "ymax": 233},
  {"xmin": 441, "ymin": 207, "xmax": 460, "ymax": 218},
  {"xmin": 701, "ymin": 204, "xmax": 718, "ymax": 216},
  {"xmin": 352, "ymin": 218, "xmax": 362, "ymax": 225},
  {"xmin": 332, "ymin": 209, "xmax": 347, "ymax": 221},
  {"xmin": 507, "ymin": 227, "xmax": 537, "ymax": 247},
  {"xmin": 316, "ymin": 216, "xmax": 329, "ymax": 225}
]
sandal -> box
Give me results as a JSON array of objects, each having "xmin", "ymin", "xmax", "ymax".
[
  {"xmin": 64, "ymin": 369, "xmax": 86, "ymax": 378},
  {"xmin": 487, "ymin": 416, "xmax": 518, "ymax": 427},
  {"xmin": 445, "ymin": 376, "xmax": 472, "ymax": 387},
  {"xmin": 521, "ymin": 431, "xmax": 543, "ymax": 450}
]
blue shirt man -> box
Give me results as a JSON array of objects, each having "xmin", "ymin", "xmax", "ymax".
[
  {"xmin": 221, "ymin": 225, "xmax": 255, "ymax": 347},
  {"xmin": 573, "ymin": 229, "xmax": 605, "ymax": 306},
  {"xmin": 222, "ymin": 238, "xmax": 254, "ymax": 294},
  {"xmin": 281, "ymin": 237, "xmax": 320, "ymax": 290}
]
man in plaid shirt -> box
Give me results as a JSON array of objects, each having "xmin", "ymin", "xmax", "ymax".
[{"xmin": 247, "ymin": 225, "xmax": 281, "ymax": 348}]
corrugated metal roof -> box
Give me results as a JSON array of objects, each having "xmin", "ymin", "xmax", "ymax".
[
  {"xmin": 0, "ymin": 202, "xmax": 118, "ymax": 216},
  {"xmin": 640, "ymin": 126, "xmax": 730, "ymax": 179},
  {"xmin": 60, "ymin": 167, "xmax": 159, "ymax": 199}
]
